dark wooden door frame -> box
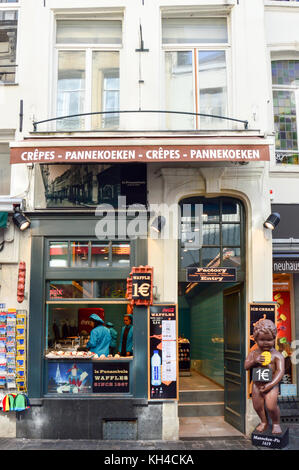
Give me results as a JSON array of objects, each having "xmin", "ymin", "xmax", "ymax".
[{"xmin": 223, "ymin": 283, "xmax": 246, "ymax": 433}]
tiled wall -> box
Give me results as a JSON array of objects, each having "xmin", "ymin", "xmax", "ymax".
[{"xmin": 189, "ymin": 284, "xmax": 225, "ymax": 386}]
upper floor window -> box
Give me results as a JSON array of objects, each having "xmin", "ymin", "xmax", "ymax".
[
  {"xmin": 272, "ymin": 59, "xmax": 299, "ymax": 164},
  {"xmin": 55, "ymin": 19, "xmax": 122, "ymax": 131},
  {"xmin": 0, "ymin": 8, "xmax": 18, "ymax": 84},
  {"xmin": 0, "ymin": 143, "xmax": 11, "ymax": 194},
  {"xmin": 163, "ymin": 17, "xmax": 229, "ymax": 130}
]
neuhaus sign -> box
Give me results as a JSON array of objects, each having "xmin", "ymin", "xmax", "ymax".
[
  {"xmin": 273, "ymin": 258, "xmax": 299, "ymax": 273},
  {"xmin": 10, "ymin": 144, "xmax": 270, "ymax": 164}
]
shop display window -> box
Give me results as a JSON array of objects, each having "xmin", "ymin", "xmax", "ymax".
[{"xmin": 273, "ymin": 273, "xmax": 295, "ymax": 389}]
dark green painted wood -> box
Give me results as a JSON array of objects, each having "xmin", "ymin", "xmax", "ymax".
[
  {"xmin": 132, "ymin": 305, "xmax": 148, "ymax": 398},
  {"xmin": 28, "ymin": 236, "xmax": 45, "ymax": 398},
  {"xmin": 223, "ymin": 284, "xmax": 246, "ymax": 433},
  {"xmin": 28, "ymin": 216, "xmax": 148, "ymax": 399}
]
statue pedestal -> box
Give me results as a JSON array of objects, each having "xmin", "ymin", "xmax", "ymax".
[{"xmin": 251, "ymin": 426, "xmax": 289, "ymax": 449}]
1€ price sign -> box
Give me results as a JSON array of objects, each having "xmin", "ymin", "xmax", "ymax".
[
  {"xmin": 132, "ymin": 273, "xmax": 152, "ymax": 300},
  {"xmin": 252, "ymin": 368, "xmax": 272, "ymax": 382}
]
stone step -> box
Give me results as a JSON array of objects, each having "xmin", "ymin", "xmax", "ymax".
[
  {"xmin": 178, "ymin": 402, "xmax": 224, "ymax": 418},
  {"xmin": 179, "ymin": 389, "xmax": 224, "ymax": 403}
]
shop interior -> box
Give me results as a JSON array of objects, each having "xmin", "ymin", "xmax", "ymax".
[
  {"xmin": 178, "ymin": 280, "xmax": 243, "ymax": 438},
  {"xmin": 178, "ymin": 281, "xmax": 237, "ymax": 388},
  {"xmin": 46, "ymin": 301, "xmax": 130, "ymax": 356}
]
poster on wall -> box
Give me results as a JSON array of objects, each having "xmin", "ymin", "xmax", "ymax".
[
  {"xmin": 47, "ymin": 362, "xmax": 93, "ymax": 394},
  {"xmin": 249, "ymin": 303, "xmax": 277, "ymax": 350},
  {"xmin": 273, "ymin": 290, "xmax": 293, "ymax": 385},
  {"xmin": 148, "ymin": 305, "xmax": 178, "ymax": 400},
  {"xmin": 93, "ymin": 362, "xmax": 130, "ymax": 393},
  {"xmin": 34, "ymin": 163, "xmax": 147, "ymax": 209}
]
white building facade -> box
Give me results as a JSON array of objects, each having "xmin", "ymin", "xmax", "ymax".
[{"xmin": 0, "ymin": 0, "xmax": 298, "ymax": 440}]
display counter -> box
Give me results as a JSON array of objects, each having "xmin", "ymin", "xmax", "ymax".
[{"xmin": 44, "ymin": 351, "xmax": 133, "ymax": 395}]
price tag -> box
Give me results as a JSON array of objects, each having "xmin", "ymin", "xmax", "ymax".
[{"xmin": 253, "ymin": 367, "xmax": 272, "ymax": 382}]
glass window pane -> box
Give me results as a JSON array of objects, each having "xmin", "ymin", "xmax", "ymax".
[
  {"xmin": 165, "ymin": 51, "xmax": 195, "ymax": 129},
  {"xmin": 112, "ymin": 243, "xmax": 130, "ymax": 267},
  {"xmin": 272, "ymin": 60, "xmax": 299, "ymax": 87},
  {"xmin": 273, "ymin": 89, "xmax": 297, "ymax": 151},
  {"xmin": 0, "ymin": 10, "xmax": 18, "ymax": 84},
  {"xmin": 48, "ymin": 280, "xmax": 127, "ymax": 300},
  {"xmin": 56, "ymin": 20, "xmax": 122, "ymax": 45},
  {"xmin": 222, "ymin": 201, "xmax": 240, "ymax": 222},
  {"xmin": 90, "ymin": 242, "xmax": 110, "ymax": 267},
  {"xmin": 181, "ymin": 246, "xmax": 200, "ymax": 268},
  {"xmin": 201, "ymin": 247, "xmax": 220, "ymax": 267},
  {"xmin": 57, "ymin": 51, "xmax": 86, "ymax": 130},
  {"xmin": 162, "ymin": 18, "xmax": 228, "ymax": 44},
  {"xmin": 198, "ymin": 51, "xmax": 227, "ymax": 129},
  {"xmin": 70, "ymin": 241, "xmax": 89, "ymax": 267},
  {"xmin": 49, "ymin": 281, "xmax": 94, "ymax": 299},
  {"xmin": 222, "ymin": 247, "xmax": 241, "ymax": 267},
  {"xmin": 96, "ymin": 280, "xmax": 127, "ymax": 298},
  {"xmin": 203, "ymin": 224, "xmax": 220, "ymax": 245},
  {"xmin": 202, "ymin": 200, "xmax": 220, "ymax": 222},
  {"xmin": 49, "ymin": 242, "xmax": 68, "ymax": 267},
  {"xmin": 92, "ymin": 51, "xmax": 120, "ymax": 129},
  {"xmin": 222, "ymin": 224, "xmax": 240, "ymax": 246}
]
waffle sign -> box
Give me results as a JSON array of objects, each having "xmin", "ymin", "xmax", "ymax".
[{"xmin": 132, "ymin": 273, "xmax": 152, "ymax": 300}]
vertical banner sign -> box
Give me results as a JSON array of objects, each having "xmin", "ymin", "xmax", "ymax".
[
  {"xmin": 249, "ymin": 303, "xmax": 277, "ymax": 350},
  {"xmin": 248, "ymin": 302, "xmax": 277, "ymax": 397},
  {"xmin": 148, "ymin": 305, "xmax": 178, "ymax": 400}
]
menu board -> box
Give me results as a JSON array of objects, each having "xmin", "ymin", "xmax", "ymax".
[
  {"xmin": 148, "ymin": 305, "xmax": 178, "ymax": 400},
  {"xmin": 93, "ymin": 362, "xmax": 130, "ymax": 393}
]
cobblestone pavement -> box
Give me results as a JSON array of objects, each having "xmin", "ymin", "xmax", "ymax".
[{"xmin": 0, "ymin": 424, "xmax": 298, "ymax": 451}]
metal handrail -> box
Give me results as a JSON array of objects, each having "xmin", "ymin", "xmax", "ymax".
[{"xmin": 32, "ymin": 110, "xmax": 248, "ymax": 132}]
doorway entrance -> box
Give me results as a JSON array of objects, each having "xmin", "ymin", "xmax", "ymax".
[
  {"xmin": 178, "ymin": 196, "xmax": 246, "ymax": 438},
  {"xmin": 178, "ymin": 282, "xmax": 246, "ymax": 438}
]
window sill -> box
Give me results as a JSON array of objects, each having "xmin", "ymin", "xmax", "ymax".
[
  {"xmin": 0, "ymin": 83, "xmax": 19, "ymax": 86},
  {"xmin": 265, "ymin": 1, "xmax": 299, "ymax": 9},
  {"xmin": 270, "ymin": 164, "xmax": 299, "ymax": 174}
]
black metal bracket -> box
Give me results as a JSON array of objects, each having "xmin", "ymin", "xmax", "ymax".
[
  {"xmin": 135, "ymin": 25, "xmax": 149, "ymax": 52},
  {"xmin": 33, "ymin": 110, "xmax": 249, "ymax": 132}
]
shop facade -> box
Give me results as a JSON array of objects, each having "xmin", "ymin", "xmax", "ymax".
[{"xmin": 6, "ymin": 136, "xmax": 273, "ymax": 439}]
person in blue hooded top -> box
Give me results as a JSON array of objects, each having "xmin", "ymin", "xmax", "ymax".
[
  {"xmin": 118, "ymin": 314, "xmax": 133, "ymax": 357},
  {"xmin": 106, "ymin": 322, "xmax": 118, "ymax": 356},
  {"xmin": 86, "ymin": 313, "xmax": 111, "ymax": 357}
]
